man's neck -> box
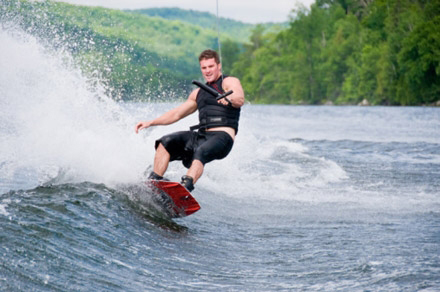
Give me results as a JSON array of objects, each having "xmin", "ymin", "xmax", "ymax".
[{"xmin": 208, "ymin": 74, "xmax": 223, "ymax": 85}]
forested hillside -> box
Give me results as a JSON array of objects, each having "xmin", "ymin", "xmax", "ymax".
[
  {"xmin": 1, "ymin": 0, "xmax": 438, "ymax": 105},
  {"xmin": 233, "ymin": 0, "xmax": 440, "ymax": 105},
  {"xmin": 1, "ymin": 0, "xmax": 247, "ymax": 100},
  {"xmin": 126, "ymin": 8, "xmax": 254, "ymax": 42},
  {"xmin": 127, "ymin": 8, "xmax": 288, "ymax": 42}
]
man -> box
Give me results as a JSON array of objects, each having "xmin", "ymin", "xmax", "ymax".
[{"xmin": 135, "ymin": 49, "xmax": 245, "ymax": 192}]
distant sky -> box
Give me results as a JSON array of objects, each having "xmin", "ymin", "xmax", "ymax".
[{"xmin": 58, "ymin": 0, "xmax": 316, "ymax": 24}]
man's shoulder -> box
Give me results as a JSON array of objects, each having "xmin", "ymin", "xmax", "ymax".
[
  {"xmin": 223, "ymin": 75, "xmax": 240, "ymax": 82},
  {"xmin": 222, "ymin": 76, "xmax": 242, "ymax": 87},
  {"xmin": 189, "ymin": 88, "xmax": 200, "ymax": 100},
  {"xmin": 223, "ymin": 75, "xmax": 237, "ymax": 80}
]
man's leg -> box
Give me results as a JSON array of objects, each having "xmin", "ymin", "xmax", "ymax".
[
  {"xmin": 153, "ymin": 143, "xmax": 170, "ymax": 177},
  {"xmin": 186, "ymin": 159, "xmax": 204, "ymax": 184},
  {"xmin": 181, "ymin": 159, "xmax": 203, "ymax": 192},
  {"xmin": 181, "ymin": 132, "xmax": 233, "ymax": 191}
]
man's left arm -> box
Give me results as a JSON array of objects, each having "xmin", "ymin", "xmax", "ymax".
[{"xmin": 221, "ymin": 77, "xmax": 245, "ymax": 108}]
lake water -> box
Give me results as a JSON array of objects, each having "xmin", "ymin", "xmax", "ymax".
[{"xmin": 1, "ymin": 27, "xmax": 440, "ymax": 291}]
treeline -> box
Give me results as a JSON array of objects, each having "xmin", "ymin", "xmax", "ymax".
[
  {"xmin": 2, "ymin": 1, "xmax": 438, "ymax": 105},
  {"xmin": 231, "ymin": 0, "xmax": 440, "ymax": 105}
]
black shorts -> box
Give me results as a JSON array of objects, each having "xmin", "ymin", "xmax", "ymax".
[{"xmin": 155, "ymin": 130, "xmax": 234, "ymax": 168}]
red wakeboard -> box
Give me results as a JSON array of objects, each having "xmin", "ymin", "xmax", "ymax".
[{"xmin": 149, "ymin": 180, "xmax": 200, "ymax": 217}]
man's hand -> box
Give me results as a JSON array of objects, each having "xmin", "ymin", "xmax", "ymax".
[
  {"xmin": 217, "ymin": 97, "xmax": 231, "ymax": 106},
  {"xmin": 135, "ymin": 121, "xmax": 151, "ymax": 133}
]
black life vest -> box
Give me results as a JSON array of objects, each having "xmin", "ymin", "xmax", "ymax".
[{"xmin": 192, "ymin": 75, "xmax": 241, "ymax": 134}]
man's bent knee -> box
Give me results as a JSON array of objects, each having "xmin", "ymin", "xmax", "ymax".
[
  {"xmin": 153, "ymin": 143, "xmax": 171, "ymax": 176},
  {"xmin": 156, "ymin": 143, "xmax": 170, "ymax": 155}
]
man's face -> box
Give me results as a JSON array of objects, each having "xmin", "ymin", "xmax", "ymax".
[{"xmin": 200, "ymin": 58, "xmax": 222, "ymax": 83}]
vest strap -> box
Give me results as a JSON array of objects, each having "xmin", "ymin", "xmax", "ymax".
[{"xmin": 189, "ymin": 117, "xmax": 228, "ymax": 131}]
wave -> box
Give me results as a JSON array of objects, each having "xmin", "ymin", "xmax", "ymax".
[
  {"xmin": 0, "ymin": 27, "xmax": 152, "ymax": 193},
  {"xmin": 201, "ymin": 136, "xmax": 348, "ymax": 200}
]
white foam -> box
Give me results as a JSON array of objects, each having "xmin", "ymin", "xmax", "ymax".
[
  {"xmin": 0, "ymin": 28, "xmax": 154, "ymax": 189},
  {"xmin": 0, "ymin": 204, "xmax": 9, "ymax": 216},
  {"xmin": 200, "ymin": 129, "xmax": 348, "ymax": 201}
]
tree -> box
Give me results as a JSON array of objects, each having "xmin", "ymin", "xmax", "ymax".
[{"xmin": 398, "ymin": 14, "xmax": 440, "ymax": 104}]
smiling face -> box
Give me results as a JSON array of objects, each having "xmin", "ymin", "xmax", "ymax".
[{"xmin": 199, "ymin": 58, "xmax": 222, "ymax": 84}]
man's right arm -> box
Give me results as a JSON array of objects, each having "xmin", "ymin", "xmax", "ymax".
[{"xmin": 135, "ymin": 89, "xmax": 199, "ymax": 133}]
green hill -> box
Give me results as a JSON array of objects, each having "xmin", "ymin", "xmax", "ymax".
[
  {"xmin": 1, "ymin": 0, "xmax": 250, "ymax": 100},
  {"xmin": 126, "ymin": 7, "xmax": 255, "ymax": 43},
  {"xmin": 127, "ymin": 8, "xmax": 288, "ymax": 43}
]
